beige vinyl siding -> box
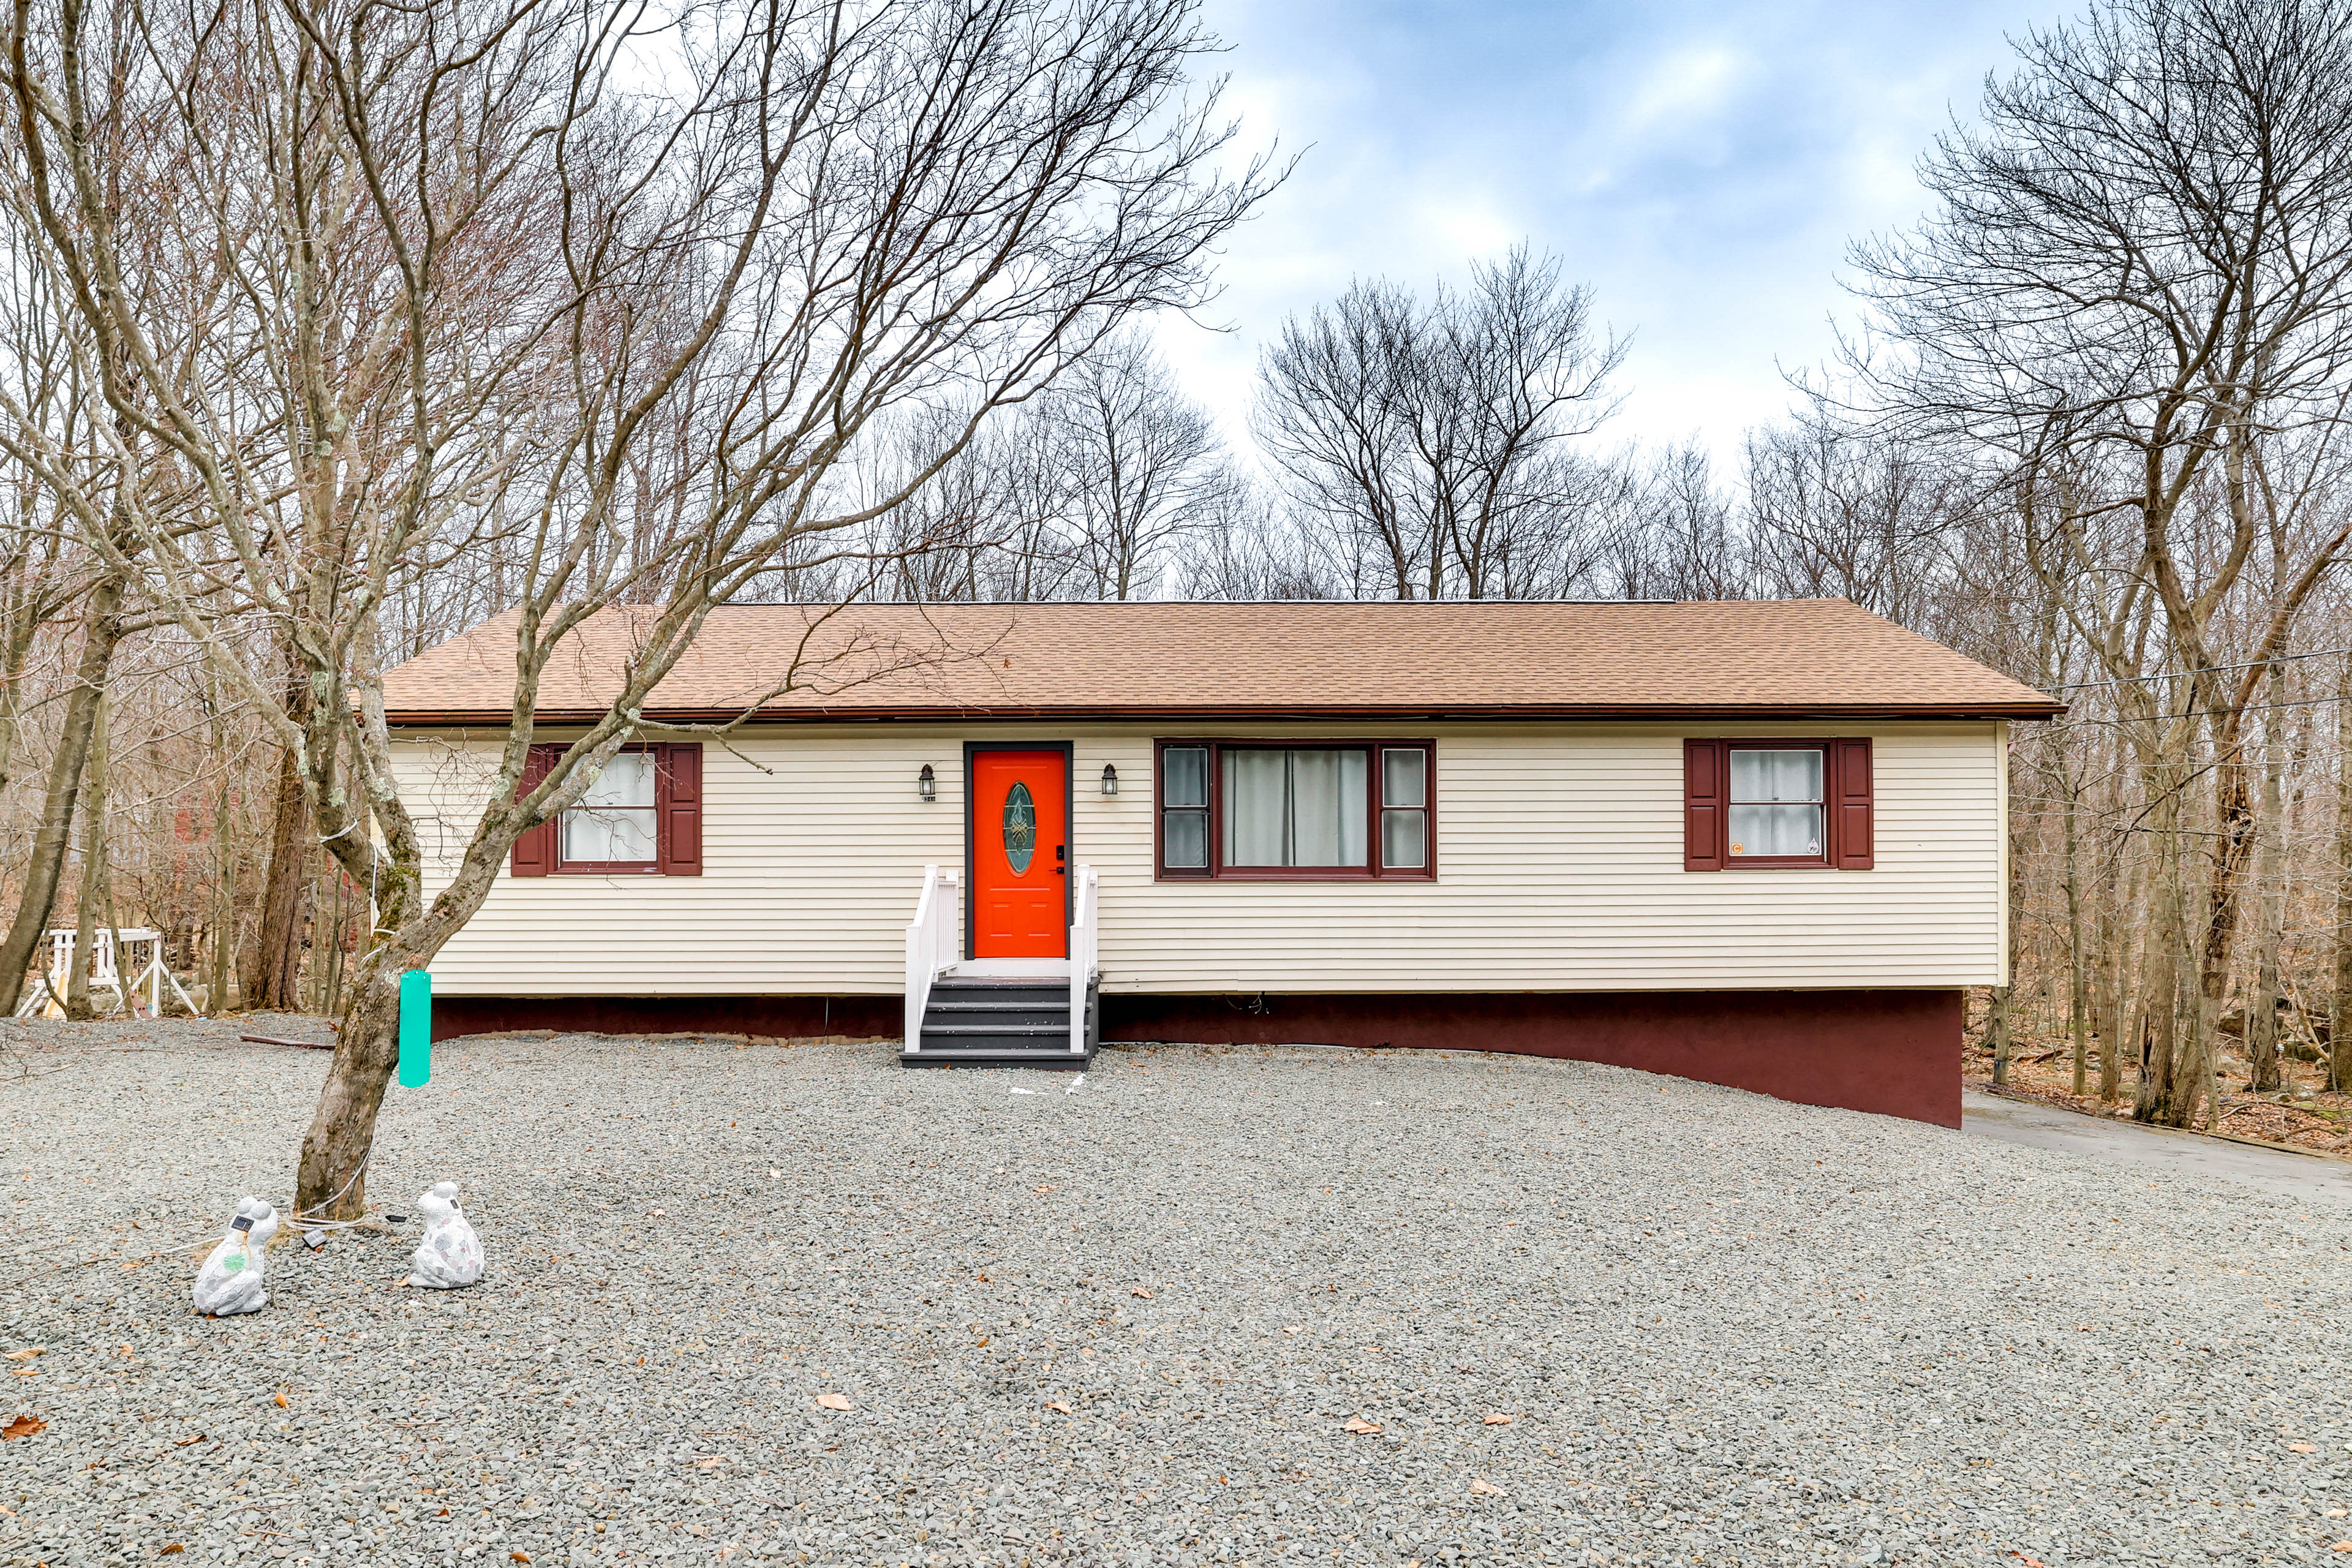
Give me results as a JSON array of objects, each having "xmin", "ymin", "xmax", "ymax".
[{"xmin": 392, "ymin": 719, "xmax": 2005, "ymax": 997}]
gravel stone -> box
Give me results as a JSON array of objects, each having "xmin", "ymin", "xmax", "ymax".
[{"xmin": 3, "ymin": 1016, "xmax": 2349, "ymax": 1566}]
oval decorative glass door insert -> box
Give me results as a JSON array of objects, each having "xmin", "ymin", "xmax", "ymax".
[{"xmin": 1001, "ymin": 782, "xmax": 1038, "ymax": 874}]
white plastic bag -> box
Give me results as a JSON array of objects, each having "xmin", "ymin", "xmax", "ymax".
[
  {"xmin": 192, "ymin": 1197, "xmax": 279, "ymax": 1317},
  {"xmin": 405, "ymin": 1182, "xmax": 483, "ymax": 1288}
]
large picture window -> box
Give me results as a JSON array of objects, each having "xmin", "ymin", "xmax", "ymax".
[{"xmin": 1156, "ymin": 741, "xmax": 1433, "ymax": 880}]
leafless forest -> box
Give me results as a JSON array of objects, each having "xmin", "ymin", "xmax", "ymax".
[{"xmin": 2, "ymin": 0, "xmax": 2349, "ymax": 1186}]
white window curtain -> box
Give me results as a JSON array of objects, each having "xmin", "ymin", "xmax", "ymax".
[
  {"xmin": 1728, "ymin": 747, "xmax": 1823, "ymax": 859},
  {"xmin": 1224, "ymin": 748, "xmax": 1368, "ymax": 867},
  {"xmin": 562, "ymin": 752, "xmax": 658, "ymax": 864}
]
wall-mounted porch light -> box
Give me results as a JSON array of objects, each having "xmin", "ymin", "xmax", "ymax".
[
  {"xmin": 1100, "ymin": 763, "xmax": 1119, "ymax": 797},
  {"xmin": 918, "ymin": 763, "xmax": 937, "ymax": 802}
]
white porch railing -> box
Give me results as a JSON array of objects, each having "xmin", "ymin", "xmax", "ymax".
[
  {"xmin": 1068, "ymin": 864, "xmax": 1098, "ymax": 1055},
  {"xmin": 902, "ymin": 864, "xmax": 959, "ymax": 1052}
]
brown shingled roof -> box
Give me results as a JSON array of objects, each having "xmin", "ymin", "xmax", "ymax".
[{"xmin": 377, "ymin": 599, "xmax": 2062, "ymax": 724}]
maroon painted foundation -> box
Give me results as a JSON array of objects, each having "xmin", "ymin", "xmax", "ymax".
[
  {"xmin": 432, "ymin": 993, "xmax": 900, "ymax": 1043},
  {"xmin": 1101, "ymin": 989, "xmax": 1963, "ymax": 1126},
  {"xmin": 433, "ymin": 987, "xmax": 1961, "ymax": 1127}
]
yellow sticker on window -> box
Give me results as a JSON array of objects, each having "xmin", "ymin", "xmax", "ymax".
[{"xmin": 1730, "ymin": 842, "xmax": 1745, "ymax": 856}]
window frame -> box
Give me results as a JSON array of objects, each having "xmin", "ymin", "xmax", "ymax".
[
  {"xmin": 1722, "ymin": 737, "xmax": 1834, "ymax": 870},
  {"xmin": 554, "ymin": 743, "xmax": 666, "ymax": 876},
  {"xmin": 1153, "ymin": 739, "xmax": 1436, "ymax": 883}
]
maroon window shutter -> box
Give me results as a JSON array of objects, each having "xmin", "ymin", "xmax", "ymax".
[
  {"xmin": 1683, "ymin": 739, "xmax": 1726, "ymax": 871},
  {"xmin": 658, "ymin": 743, "xmax": 703, "ymax": 876},
  {"xmin": 1831, "ymin": 737, "xmax": 1874, "ymax": 870},
  {"xmin": 510, "ymin": 744, "xmax": 560, "ymax": 877}
]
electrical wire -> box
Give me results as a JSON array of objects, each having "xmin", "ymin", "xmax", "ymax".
[{"xmin": 2045, "ymin": 645, "xmax": 2352, "ymax": 693}]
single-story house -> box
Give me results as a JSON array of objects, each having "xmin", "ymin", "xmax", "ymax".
[{"xmin": 379, "ymin": 598, "xmax": 2060, "ymax": 1126}]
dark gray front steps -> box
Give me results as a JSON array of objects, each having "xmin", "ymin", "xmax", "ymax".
[{"xmin": 903, "ymin": 977, "xmax": 1098, "ymax": 1067}]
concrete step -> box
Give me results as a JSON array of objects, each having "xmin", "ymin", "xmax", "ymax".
[{"xmin": 901, "ymin": 1042, "xmax": 1092, "ymax": 1068}]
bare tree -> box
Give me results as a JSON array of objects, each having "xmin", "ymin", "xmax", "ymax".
[
  {"xmin": 0, "ymin": 0, "xmax": 1272, "ymax": 1214},
  {"xmin": 1744, "ymin": 403, "xmax": 1973, "ymax": 626},
  {"xmin": 1585, "ymin": 441, "xmax": 1743, "ymax": 601},
  {"xmin": 1178, "ymin": 472, "xmax": 1334, "ymax": 600},
  {"xmin": 1255, "ymin": 245, "xmax": 1624, "ymax": 600},
  {"xmin": 1849, "ymin": 0, "xmax": 2352, "ymax": 1123},
  {"xmin": 1047, "ymin": 331, "xmax": 1221, "ymax": 599}
]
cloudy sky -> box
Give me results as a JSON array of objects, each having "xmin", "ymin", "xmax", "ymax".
[{"xmin": 1159, "ymin": 0, "xmax": 2050, "ymax": 469}]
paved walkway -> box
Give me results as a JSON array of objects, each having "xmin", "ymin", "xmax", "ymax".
[{"xmin": 1962, "ymin": 1087, "xmax": 2352, "ymax": 1205}]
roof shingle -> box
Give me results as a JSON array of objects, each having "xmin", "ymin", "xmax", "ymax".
[{"xmin": 377, "ymin": 599, "xmax": 2062, "ymax": 723}]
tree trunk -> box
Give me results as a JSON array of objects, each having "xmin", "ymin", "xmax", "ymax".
[
  {"xmin": 2335, "ymin": 651, "xmax": 2352, "ymax": 1092},
  {"xmin": 244, "ymin": 665, "xmax": 314, "ymax": 1011},
  {"xmin": 0, "ymin": 626, "xmax": 40, "ymax": 801},
  {"xmin": 0, "ymin": 573, "xmax": 124, "ymax": 1014},
  {"xmin": 1989, "ymin": 986, "xmax": 2013, "ymax": 1085},
  {"xmin": 2096, "ymin": 803, "xmax": 2129, "ymax": 1103},
  {"xmin": 2136, "ymin": 777, "xmax": 2190, "ymax": 1123},
  {"xmin": 64, "ymin": 699, "xmax": 107, "ymax": 1020},
  {"xmin": 295, "ymin": 951, "xmax": 410, "ymax": 1220},
  {"xmin": 1989, "ymin": 726, "xmax": 2027, "ymax": 1087},
  {"xmin": 2065, "ymin": 771, "xmax": 2089, "ymax": 1097},
  {"xmin": 2248, "ymin": 662, "xmax": 2288, "ymax": 1093}
]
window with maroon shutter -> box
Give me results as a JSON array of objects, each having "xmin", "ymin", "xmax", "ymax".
[
  {"xmin": 1684, "ymin": 737, "xmax": 1872, "ymax": 870},
  {"xmin": 1683, "ymin": 739, "xmax": 1726, "ymax": 870},
  {"xmin": 510, "ymin": 744, "xmax": 560, "ymax": 876},
  {"xmin": 1830, "ymin": 737, "xmax": 1874, "ymax": 869},
  {"xmin": 657, "ymin": 743, "xmax": 703, "ymax": 875},
  {"xmin": 511, "ymin": 741, "xmax": 704, "ymax": 876}
]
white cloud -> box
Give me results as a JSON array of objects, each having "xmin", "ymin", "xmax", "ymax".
[{"xmin": 1155, "ymin": 0, "xmax": 2046, "ymax": 474}]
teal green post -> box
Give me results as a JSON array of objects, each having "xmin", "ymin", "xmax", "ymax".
[{"xmin": 396, "ymin": 970, "xmax": 432, "ymax": 1087}]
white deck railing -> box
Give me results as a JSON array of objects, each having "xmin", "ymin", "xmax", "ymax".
[
  {"xmin": 1068, "ymin": 864, "xmax": 1098, "ymax": 1054},
  {"xmin": 902, "ymin": 864, "xmax": 959, "ymax": 1052}
]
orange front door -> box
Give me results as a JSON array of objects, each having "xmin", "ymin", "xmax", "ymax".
[{"xmin": 970, "ymin": 750, "xmax": 1068, "ymax": 958}]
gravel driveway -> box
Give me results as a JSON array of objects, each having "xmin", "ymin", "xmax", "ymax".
[{"xmin": 4, "ymin": 1019, "xmax": 2349, "ymax": 1568}]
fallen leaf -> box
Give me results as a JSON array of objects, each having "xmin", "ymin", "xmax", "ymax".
[
  {"xmin": 511, "ymin": 1555, "xmax": 532, "ymax": 1564},
  {"xmin": 273, "ymin": 1392, "xmax": 289, "ymax": 1409},
  {"xmin": 1034, "ymin": 1184, "xmax": 1056, "ymax": 1194},
  {"xmin": 171, "ymin": 1433, "xmax": 206, "ymax": 1447},
  {"xmin": 1, "ymin": 1415, "xmax": 45, "ymax": 1439},
  {"xmin": 2007, "ymin": 1554, "xmax": 2046, "ymax": 1568},
  {"xmin": 694, "ymin": 1456, "xmax": 724, "ymax": 1470},
  {"xmin": 1483, "ymin": 1412, "xmax": 1513, "ymax": 1426},
  {"xmin": 160, "ymin": 1547, "xmax": 184, "ymax": 1556},
  {"xmin": 1343, "ymin": 1419, "xmax": 1382, "ymax": 1435},
  {"xmin": 1045, "ymin": 1401, "xmax": 1072, "ymax": 1414},
  {"xmin": 1130, "ymin": 1287, "xmax": 1152, "ymax": 1299},
  {"xmin": 2332, "ymin": 1545, "xmax": 2352, "ymax": 1555},
  {"xmin": 815, "ymin": 1393, "xmax": 851, "ymax": 1412},
  {"xmin": 2291, "ymin": 1442, "xmax": 2318, "ymax": 1453},
  {"xmin": 119, "ymin": 1261, "xmax": 145, "ymax": 1272},
  {"xmin": 1469, "ymin": 1478, "xmax": 1504, "ymax": 1497},
  {"xmin": 1, "ymin": 1348, "xmax": 40, "ymax": 1362}
]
